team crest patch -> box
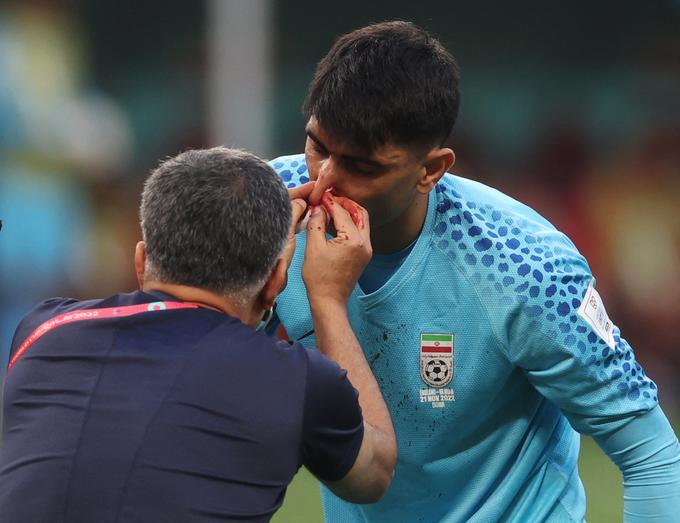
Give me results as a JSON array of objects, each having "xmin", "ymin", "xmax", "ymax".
[{"xmin": 420, "ymin": 333, "xmax": 454, "ymax": 388}]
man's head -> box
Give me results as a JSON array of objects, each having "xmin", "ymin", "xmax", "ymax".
[
  {"xmin": 304, "ymin": 20, "xmax": 460, "ymax": 152},
  {"xmin": 302, "ymin": 21, "xmax": 459, "ymax": 235},
  {"xmin": 138, "ymin": 147, "xmax": 291, "ymax": 302}
]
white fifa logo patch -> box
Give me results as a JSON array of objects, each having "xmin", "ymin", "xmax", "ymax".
[{"xmin": 577, "ymin": 282, "xmax": 616, "ymax": 350}]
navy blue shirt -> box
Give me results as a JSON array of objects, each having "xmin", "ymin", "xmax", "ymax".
[{"xmin": 0, "ymin": 291, "xmax": 363, "ymax": 522}]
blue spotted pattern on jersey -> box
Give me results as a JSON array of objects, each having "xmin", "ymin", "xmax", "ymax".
[{"xmin": 429, "ymin": 178, "xmax": 656, "ymax": 404}]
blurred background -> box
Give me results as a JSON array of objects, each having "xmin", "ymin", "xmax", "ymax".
[{"xmin": 0, "ymin": 1, "xmax": 678, "ymax": 520}]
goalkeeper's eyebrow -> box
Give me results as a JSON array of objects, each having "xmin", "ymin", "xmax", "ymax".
[{"xmin": 305, "ymin": 129, "xmax": 385, "ymax": 169}]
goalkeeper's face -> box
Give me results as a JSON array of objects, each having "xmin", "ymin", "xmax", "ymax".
[{"xmin": 304, "ymin": 117, "xmax": 431, "ymax": 229}]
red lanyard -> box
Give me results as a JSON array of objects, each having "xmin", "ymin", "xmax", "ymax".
[{"xmin": 7, "ymin": 301, "xmax": 199, "ymax": 372}]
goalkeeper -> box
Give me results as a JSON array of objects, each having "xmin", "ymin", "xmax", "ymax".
[{"xmin": 270, "ymin": 20, "xmax": 680, "ymax": 522}]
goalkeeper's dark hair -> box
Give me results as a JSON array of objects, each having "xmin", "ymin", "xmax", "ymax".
[
  {"xmin": 303, "ymin": 20, "xmax": 460, "ymax": 152},
  {"xmin": 140, "ymin": 147, "xmax": 291, "ymax": 301}
]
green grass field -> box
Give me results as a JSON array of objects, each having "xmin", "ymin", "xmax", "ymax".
[{"xmin": 273, "ymin": 417, "xmax": 679, "ymax": 523}]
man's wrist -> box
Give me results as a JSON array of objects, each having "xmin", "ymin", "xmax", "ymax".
[{"xmin": 309, "ymin": 295, "xmax": 347, "ymax": 316}]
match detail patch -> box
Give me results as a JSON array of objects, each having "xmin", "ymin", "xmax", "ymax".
[{"xmin": 577, "ymin": 282, "xmax": 615, "ymax": 350}]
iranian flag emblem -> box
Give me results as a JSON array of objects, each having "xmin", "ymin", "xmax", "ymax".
[{"xmin": 420, "ymin": 333, "xmax": 454, "ymax": 388}]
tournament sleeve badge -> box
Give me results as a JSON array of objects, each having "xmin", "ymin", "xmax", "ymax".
[
  {"xmin": 577, "ymin": 281, "xmax": 616, "ymax": 350},
  {"xmin": 420, "ymin": 333, "xmax": 454, "ymax": 388}
]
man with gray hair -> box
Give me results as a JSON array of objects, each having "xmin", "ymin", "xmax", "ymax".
[{"xmin": 0, "ymin": 147, "xmax": 396, "ymax": 522}]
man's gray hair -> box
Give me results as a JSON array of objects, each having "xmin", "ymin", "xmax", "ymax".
[{"xmin": 140, "ymin": 147, "xmax": 291, "ymax": 300}]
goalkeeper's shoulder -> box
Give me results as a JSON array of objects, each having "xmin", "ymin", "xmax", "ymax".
[{"xmin": 269, "ymin": 153, "xmax": 309, "ymax": 187}]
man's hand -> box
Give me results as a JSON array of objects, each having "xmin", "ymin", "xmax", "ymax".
[
  {"xmin": 301, "ymin": 194, "xmax": 396, "ymax": 503},
  {"xmin": 280, "ymin": 198, "xmax": 308, "ymax": 272},
  {"xmin": 281, "ymin": 181, "xmax": 317, "ymax": 265},
  {"xmin": 288, "ymin": 180, "xmax": 316, "ymax": 202},
  {"xmin": 302, "ymin": 194, "xmax": 372, "ymax": 306},
  {"xmin": 278, "ymin": 182, "xmax": 317, "ymax": 294}
]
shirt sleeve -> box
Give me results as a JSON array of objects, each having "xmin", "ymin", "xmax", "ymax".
[
  {"xmin": 300, "ymin": 347, "xmax": 364, "ymax": 482},
  {"xmin": 495, "ymin": 232, "xmax": 679, "ymax": 518},
  {"xmin": 594, "ymin": 406, "xmax": 680, "ymax": 522},
  {"xmin": 498, "ymin": 236, "xmax": 658, "ymax": 436},
  {"xmin": 9, "ymin": 297, "xmax": 79, "ymax": 360}
]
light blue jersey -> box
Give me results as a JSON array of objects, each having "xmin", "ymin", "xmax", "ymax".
[{"xmin": 270, "ymin": 154, "xmax": 669, "ymax": 522}]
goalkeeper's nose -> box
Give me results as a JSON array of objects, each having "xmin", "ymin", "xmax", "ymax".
[{"xmin": 309, "ymin": 158, "xmax": 338, "ymax": 205}]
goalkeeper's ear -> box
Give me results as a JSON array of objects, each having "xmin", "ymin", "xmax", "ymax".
[{"xmin": 416, "ymin": 147, "xmax": 455, "ymax": 194}]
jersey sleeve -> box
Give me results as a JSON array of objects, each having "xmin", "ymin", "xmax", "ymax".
[
  {"xmin": 487, "ymin": 223, "xmax": 679, "ymax": 518},
  {"xmin": 300, "ymin": 346, "xmax": 364, "ymax": 482},
  {"xmin": 498, "ymin": 234, "xmax": 658, "ymax": 437},
  {"xmin": 434, "ymin": 176, "xmax": 674, "ymax": 519},
  {"xmin": 594, "ymin": 405, "xmax": 680, "ymax": 522}
]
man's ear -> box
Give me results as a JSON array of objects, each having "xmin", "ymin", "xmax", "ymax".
[
  {"xmin": 417, "ymin": 147, "xmax": 455, "ymax": 194},
  {"xmin": 258, "ymin": 258, "xmax": 288, "ymax": 311},
  {"xmin": 134, "ymin": 241, "xmax": 146, "ymax": 290}
]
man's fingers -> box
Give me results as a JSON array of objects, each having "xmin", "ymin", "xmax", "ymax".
[
  {"xmin": 306, "ymin": 206, "xmax": 329, "ymax": 245},
  {"xmin": 308, "ymin": 184, "xmax": 325, "ymax": 206},
  {"xmin": 288, "ymin": 181, "xmax": 316, "ymax": 202},
  {"xmin": 290, "ymin": 198, "xmax": 308, "ymax": 227},
  {"xmin": 321, "ymin": 193, "xmax": 359, "ymax": 239},
  {"xmin": 308, "ymin": 170, "xmax": 334, "ymax": 205},
  {"xmin": 332, "ymin": 196, "xmax": 368, "ymax": 231},
  {"xmin": 280, "ymin": 199, "xmax": 308, "ymax": 270},
  {"xmin": 334, "ymin": 196, "xmax": 370, "ymax": 245}
]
